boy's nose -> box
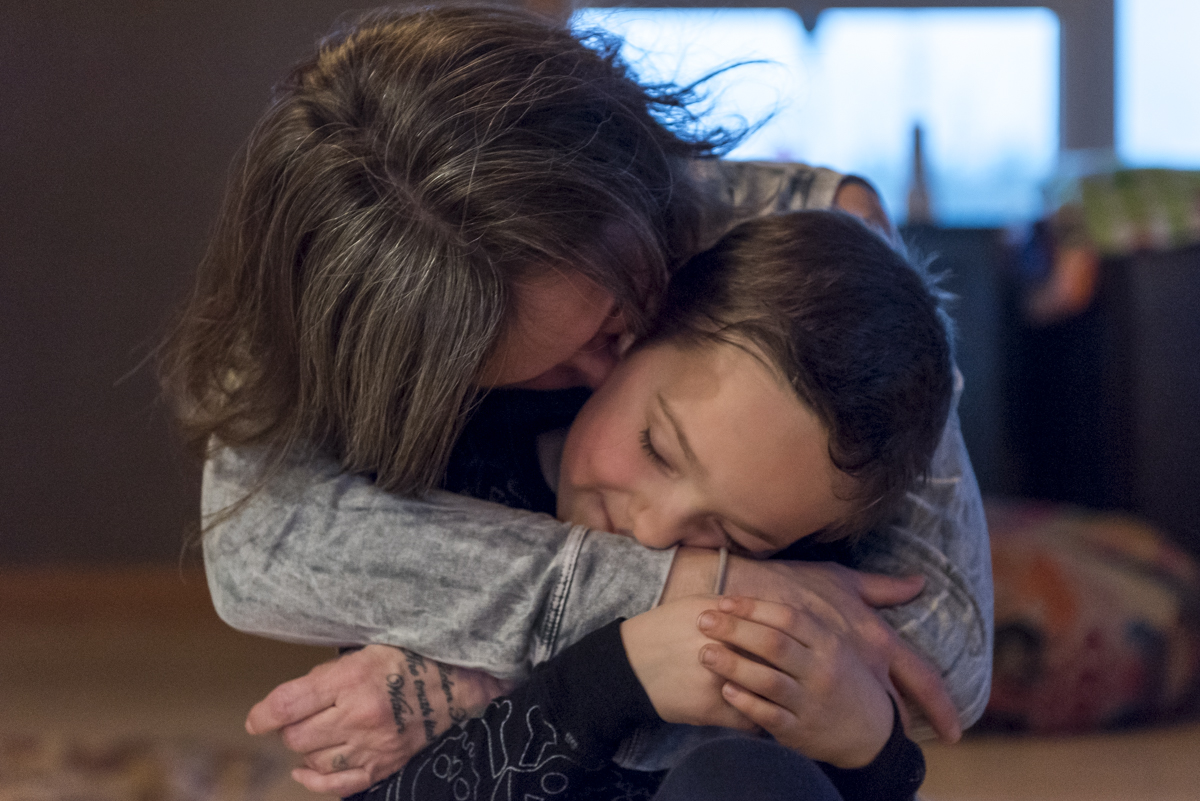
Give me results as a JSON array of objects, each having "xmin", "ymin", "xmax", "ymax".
[{"xmin": 629, "ymin": 502, "xmax": 725, "ymax": 551}]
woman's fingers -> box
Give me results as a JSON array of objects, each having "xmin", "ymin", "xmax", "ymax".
[
  {"xmin": 301, "ymin": 742, "xmax": 356, "ymax": 774},
  {"xmin": 278, "ymin": 703, "xmax": 348, "ymax": 755},
  {"xmin": 246, "ymin": 660, "xmax": 341, "ymax": 735},
  {"xmin": 295, "ymin": 741, "xmax": 393, "ymax": 796},
  {"xmin": 889, "ymin": 638, "xmax": 961, "ymax": 742},
  {"xmin": 291, "ymin": 764, "xmax": 375, "ymax": 796}
]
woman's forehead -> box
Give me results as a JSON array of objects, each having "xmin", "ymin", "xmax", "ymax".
[{"xmin": 477, "ymin": 268, "xmax": 620, "ymax": 388}]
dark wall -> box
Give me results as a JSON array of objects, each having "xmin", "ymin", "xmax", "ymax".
[
  {"xmin": 0, "ymin": 2, "xmax": 1160, "ymax": 563},
  {"xmin": 0, "ymin": 1, "xmax": 375, "ymax": 562}
]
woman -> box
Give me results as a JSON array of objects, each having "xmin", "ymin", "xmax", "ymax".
[{"xmin": 163, "ymin": 6, "xmax": 992, "ymax": 794}]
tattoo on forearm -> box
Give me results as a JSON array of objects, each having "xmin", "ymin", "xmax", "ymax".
[
  {"xmin": 402, "ymin": 648, "xmax": 426, "ymax": 676},
  {"xmin": 396, "ymin": 649, "xmax": 451, "ymax": 742},
  {"xmin": 413, "ymin": 678, "xmax": 436, "ymax": 742},
  {"xmin": 386, "ymin": 673, "xmax": 414, "ymax": 734},
  {"xmin": 437, "ymin": 662, "xmax": 468, "ymax": 723}
]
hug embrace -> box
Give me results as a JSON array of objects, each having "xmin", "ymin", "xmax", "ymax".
[{"xmin": 162, "ymin": 5, "xmax": 993, "ymax": 801}]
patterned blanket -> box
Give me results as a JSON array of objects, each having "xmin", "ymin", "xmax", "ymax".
[{"xmin": 982, "ymin": 499, "xmax": 1200, "ymax": 733}]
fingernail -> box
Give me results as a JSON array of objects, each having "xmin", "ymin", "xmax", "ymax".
[
  {"xmin": 721, "ymin": 682, "xmax": 738, "ymax": 698},
  {"xmin": 697, "ymin": 611, "xmax": 717, "ymax": 630},
  {"xmin": 718, "ymin": 597, "xmax": 735, "ymax": 612},
  {"xmin": 699, "ymin": 645, "xmax": 717, "ymax": 666}
]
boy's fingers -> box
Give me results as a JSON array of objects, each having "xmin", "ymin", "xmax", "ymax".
[
  {"xmin": 707, "ymin": 597, "xmax": 824, "ymax": 654},
  {"xmin": 719, "ymin": 681, "xmax": 794, "ymax": 734},
  {"xmin": 700, "ymin": 642, "xmax": 801, "ymax": 708}
]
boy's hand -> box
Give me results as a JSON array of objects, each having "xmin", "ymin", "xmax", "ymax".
[
  {"xmin": 715, "ymin": 557, "xmax": 961, "ymax": 742},
  {"xmin": 619, "ymin": 596, "xmax": 758, "ymax": 731},
  {"xmin": 696, "ymin": 596, "xmax": 894, "ymax": 769},
  {"xmin": 245, "ymin": 645, "xmax": 509, "ymax": 796}
]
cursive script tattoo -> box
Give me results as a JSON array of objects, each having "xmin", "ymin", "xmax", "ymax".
[
  {"xmin": 386, "ymin": 673, "xmax": 414, "ymax": 734},
  {"xmin": 437, "ymin": 662, "xmax": 468, "ymax": 723},
  {"xmin": 413, "ymin": 678, "xmax": 436, "ymax": 742},
  {"xmin": 402, "ymin": 648, "xmax": 426, "ymax": 676}
]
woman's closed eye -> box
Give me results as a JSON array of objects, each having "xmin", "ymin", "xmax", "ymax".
[{"xmin": 639, "ymin": 427, "xmax": 671, "ymax": 471}]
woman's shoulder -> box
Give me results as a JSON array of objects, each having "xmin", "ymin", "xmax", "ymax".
[{"xmin": 692, "ymin": 159, "xmax": 847, "ymax": 212}]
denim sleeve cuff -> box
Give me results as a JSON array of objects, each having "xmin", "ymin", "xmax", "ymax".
[{"xmin": 539, "ymin": 528, "xmax": 675, "ymax": 663}]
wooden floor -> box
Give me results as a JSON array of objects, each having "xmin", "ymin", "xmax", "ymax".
[{"xmin": 3, "ymin": 566, "xmax": 1199, "ymax": 801}]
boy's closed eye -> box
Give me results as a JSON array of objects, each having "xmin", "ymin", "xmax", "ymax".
[{"xmin": 557, "ymin": 339, "xmax": 856, "ymax": 556}]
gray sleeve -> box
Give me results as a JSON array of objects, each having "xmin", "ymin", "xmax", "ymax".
[
  {"xmin": 201, "ymin": 445, "xmax": 674, "ymax": 680},
  {"xmin": 846, "ymin": 373, "xmax": 994, "ymax": 731}
]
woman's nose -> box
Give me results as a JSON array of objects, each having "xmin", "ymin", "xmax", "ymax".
[
  {"xmin": 563, "ymin": 344, "xmax": 619, "ymax": 389},
  {"xmin": 565, "ymin": 308, "xmax": 627, "ymax": 389}
]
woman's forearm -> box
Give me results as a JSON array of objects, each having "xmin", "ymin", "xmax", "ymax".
[
  {"xmin": 202, "ymin": 444, "xmax": 673, "ymax": 679},
  {"xmin": 348, "ymin": 620, "xmax": 664, "ymax": 801}
]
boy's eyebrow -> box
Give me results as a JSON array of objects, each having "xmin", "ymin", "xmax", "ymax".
[{"xmin": 657, "ymin": 393, "xmax": 701, "ymax": 471}]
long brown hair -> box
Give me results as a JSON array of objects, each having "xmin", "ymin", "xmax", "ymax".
[{"xmin": 162, "ymin": 4, "xmax": 730, "ymax": 498}]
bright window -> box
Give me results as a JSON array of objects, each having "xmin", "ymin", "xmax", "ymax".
[
  {"xmin": 574, "ymin": 7, "xmax": 1060, "ymax": 225},
  {"xmin": 1117, "ymin": 0, "xmax": 1200, "ymax": 168}
]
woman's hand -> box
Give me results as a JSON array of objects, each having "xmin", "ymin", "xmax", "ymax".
[
  {"xmin": 244, "ymin": 645, "xmax": 510, "ymax": 796},
  {"xmin": 619, "ymin": 596, "xmax": 757, "ymax": 731},
  {"xmin": 696, "ymin": 596, "xmax": 895, "ymax": 769}
]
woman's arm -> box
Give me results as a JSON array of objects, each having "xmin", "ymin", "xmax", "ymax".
[
  {"xmin": 203, "ymin": 443, "xmax": 673, "ymax": 678},
  {"xmin": 347, "ymin": 620, "xmax": 666, "ymax": 801},
  {"xmin": 844, "ymin": 399, "xmax": 994, "ymax": 731}
]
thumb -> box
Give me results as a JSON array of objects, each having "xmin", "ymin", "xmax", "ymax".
[{"xmin": 855, "ymin": 572, "xmax": 925, "ymax": 608}]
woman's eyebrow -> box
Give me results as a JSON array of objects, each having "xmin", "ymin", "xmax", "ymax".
[{"xmin": 656, "ymin": 393, "xmax": 701, "ymax": 472}]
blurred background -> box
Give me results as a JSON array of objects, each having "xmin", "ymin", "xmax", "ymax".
[
  {"xmin": 2, "ymin": 0, "xmax": 1197, "ymax": 564},
  {"xmin": 2, "ymin": 1, "xmax": 1199, "ymax": 799}
]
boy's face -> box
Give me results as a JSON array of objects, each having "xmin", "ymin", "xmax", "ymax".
[{"xmin": 557, "ymin": 339, "xmax": 855, "ymax": 557}]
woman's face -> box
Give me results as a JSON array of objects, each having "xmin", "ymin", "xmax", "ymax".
[
  {"xmin": 556, "ymin": 339, "xmax": 855, "ymax": 556},
  {"xmin": 478, "ymin": 269, "xmax": 629, "ymax": 390}
]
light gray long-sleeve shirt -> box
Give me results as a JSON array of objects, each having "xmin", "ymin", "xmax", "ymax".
[{"xmin": 202, "ymin": 161, "xmax": 994, "ymax": 753}]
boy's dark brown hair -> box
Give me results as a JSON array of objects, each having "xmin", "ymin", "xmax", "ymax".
[
  {"xmin": 649, "ymin": 210, "xmax": 954, "ymax": 539},
  {"xmin": 161, "ymin": 4, "xmax": 730, "ymax": 497}
]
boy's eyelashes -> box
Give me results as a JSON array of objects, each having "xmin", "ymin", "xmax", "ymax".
[{"xmin": 639, "ymin": 427, "xmax": 671, "ymax": 471}]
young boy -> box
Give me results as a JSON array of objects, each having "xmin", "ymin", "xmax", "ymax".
[{"xmin": 350, "ymin": 209, "xmax": 952, "ymax": 801}]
